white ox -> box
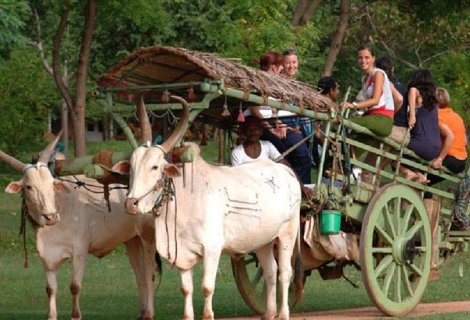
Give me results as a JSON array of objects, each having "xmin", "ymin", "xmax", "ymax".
[
  {"xmin": 1, "ymin": 136, "xmax": 157, "ymax": 320},
  {"xmin": 116, "ymin": 96, "xmax": 303, "ymax": 320}
]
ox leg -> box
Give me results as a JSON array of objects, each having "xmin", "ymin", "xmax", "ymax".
[
  {"xmin": 44, "ymin": 269, "xmax": 59, "ymax": 320},
  {"xmin": 201, "ymin": 249, "xmax": 222, "ymax": 320},
  {"xmin": 70, "ymin": 254, "xmax": 87, "ymax": 320},
  {"xmin": 125, "ymin": 235, "xmax": 156, "ymax": 320},
  {"xmin": 180, "ymin": 268, "xmax": 194, "ymax": 320},
  {"xmin": 277, "ymin": 222, "xmax": 297, "ymax": 320},
  {"xmin": 255, "ymin": 244, "xmax": 277, "ymax": 320}
]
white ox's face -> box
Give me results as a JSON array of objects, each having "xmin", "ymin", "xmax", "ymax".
[
  {"xmin": 122, "ymin": 145, "xmax": 181, "ymax": 215},
  {"xmin": 5, "ymin": 164, "xmax": 69, "ymax": 226}
]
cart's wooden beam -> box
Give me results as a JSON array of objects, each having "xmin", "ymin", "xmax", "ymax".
[{"xmin": 54, "ymin": 151, "xmax": 131, "ymax": 177}]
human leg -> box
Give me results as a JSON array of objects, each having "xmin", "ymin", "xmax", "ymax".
[
  {"xmin": 351, "ymin": 114, "xmax": 393, "ymax": 137},
  {"xmin": 350, "ymin": 115, "xmax": 393, "ymax": 161},
  {"xmin": 284, "ymin": 130, "xmax": 312, "ymax": 184}
]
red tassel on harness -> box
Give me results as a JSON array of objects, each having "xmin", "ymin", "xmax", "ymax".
[{"xmin": 237, "ymin": 102, "xmax": 245, "ymax": 123}]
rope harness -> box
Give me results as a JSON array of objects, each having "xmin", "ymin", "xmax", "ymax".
[
  {"xmin": 19, "ymin": 194, "xmax": 37, "ymax": 268},
  {"xmin": 148, "ymin": 175, "xmax": 178, "ymax": 266},
  {"xmin": 150, "ymin": 176, "xmax": 175, "ymax": 216}
]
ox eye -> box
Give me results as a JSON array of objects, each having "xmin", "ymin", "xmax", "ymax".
[
  {"xmin": 25, "ymin": 185, "xmax": 33, "ymax": 190},
  {"xmin": 151, "ymin": 165, "xmax": 158, "ymax": 170}
]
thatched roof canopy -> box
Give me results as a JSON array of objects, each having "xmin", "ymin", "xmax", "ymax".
[{"xmin": 99, "ymin": 45, "xmax": 335, "ymax": 114}]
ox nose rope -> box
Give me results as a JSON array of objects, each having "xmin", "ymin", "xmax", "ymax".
[
  {"xmin": 19, "ymin": 194, "xmax": 37, "ymax": 268},
  {"xmin": 148, "ymin": 176, "xmax": 178, "ymax": 266}
]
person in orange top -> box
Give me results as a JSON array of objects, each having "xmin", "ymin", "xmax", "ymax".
[{"xmin": 430, "ymin": 87, "xmax": 468, "ymax": 183}]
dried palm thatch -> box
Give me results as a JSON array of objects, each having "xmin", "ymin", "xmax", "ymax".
[{"xmin": 99, "ymin": 45, "xmax": 335, "ymax": 112}]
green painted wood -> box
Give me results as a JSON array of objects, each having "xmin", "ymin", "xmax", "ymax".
[
  {"xmin": 54, "ymin": 151, "xmax": 131, "ymax": 177},
  {"xmin": 223, "ymin": 87, "xmax": 331, "ymax": 122},
  {"xmin": 360, "ymin": 183, "xmax": 431, "ymax": 317}
]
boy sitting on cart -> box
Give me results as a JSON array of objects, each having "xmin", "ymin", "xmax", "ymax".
[{"xmin": 232, "ymin": 116, "xmax": 313, "ymax": 199}]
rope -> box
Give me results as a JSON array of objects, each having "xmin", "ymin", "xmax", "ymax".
[
  {"xmin": 19, "ymin": 195, "xmax": 31, "ymax": 268},
  {"xmin": 156, "ymin": 178, "xmax": 177, "ymax": 267},
  {"xmin": 341, "ymin": 124, "xmax": 352, "ymax": 193},
  {"xmin": 57, "ymin": 176, "xmax": 126, "ymax": 193}
]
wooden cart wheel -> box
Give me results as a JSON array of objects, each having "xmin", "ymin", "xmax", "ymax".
[
  {"xmin": 231, "ymin": 254, "xmax": 303, "ymax": 315},
  {"xmin": 360, "ymin": 183, "xmax": 431, "ymax": 317}
]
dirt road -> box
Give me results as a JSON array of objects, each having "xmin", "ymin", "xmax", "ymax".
[{"xmin": 218, "ymin": 300, "xmax": 470, "ymax": 319}]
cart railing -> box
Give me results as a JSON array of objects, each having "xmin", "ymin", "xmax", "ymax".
[{"xmin": 92, "ymin": 78, "xmax": 466, "ymax": 207}]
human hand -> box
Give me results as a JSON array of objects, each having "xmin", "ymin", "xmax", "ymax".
[
  {"xmin": 301, "ymin": 185, "xmax": 313, "ymax": 200},
  {"xmin": 288, "ymin": 126, "xmax": 301, "ymax": 135},
  {"xmin": 271, "ymin": 126, "xmax": 288, "ymax": 139},
  {"xmin": 408, "ymin": 114, "xmax": 416, "ymax": 128},
  {"xmin": 431, "ymin": 157, "xmax": 443, "ymax": 169}
]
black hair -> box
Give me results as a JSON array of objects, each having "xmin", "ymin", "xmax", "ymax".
[
  {"xmin": 408, "ymin": 69, "xmax": 437, "ymax": 110},
  {"xmin": 242, "ymin": 116, "xmax": 263, "ymax": 131},
  {"xmin": 317, "ymin": 76, "xmax": 338, "ymax": 95},
  {"xmin": 357, "ymin": 44, "xmax": 375, "ymax": 56},
  {"xmin": 376, "ymin": 56, "xmax": 394, "ymax": 78}
]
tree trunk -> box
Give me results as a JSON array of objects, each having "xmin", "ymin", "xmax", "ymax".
[
  {"xmin": 73, "ymin": 0, "xmax": 96, "ymax": 157},
  {"xmin": 322, "ymin": 0, "xmax": 350, "ymax": 77},
  {"xmin": 102, "ymin": 113, "xmax": 110, "ymax": 141},
  {"xmin": 61, "ymin": 101, "xmax": 69, "ymax": 153},
  {"xmin": 292, "ymin": 0, "xmax": 322, "ymax": 26},
  {"xmin": 51, "ymin": 0, "xmax": 96, "ymax": 157},
  {"xmin": 31, "ymin": 8, "xmax": 70, "ymax": 154}
]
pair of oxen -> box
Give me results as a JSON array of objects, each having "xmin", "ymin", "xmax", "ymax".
[{"xmin": 1, "ymin": 96, "xmax": 304, "ymax": 320}]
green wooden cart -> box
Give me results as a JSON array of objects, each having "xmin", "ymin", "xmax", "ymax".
[{"xmin": 55, "ymin": 46, "xmax": 469, "ymax": 317}]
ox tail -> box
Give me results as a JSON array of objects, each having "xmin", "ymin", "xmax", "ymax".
[
  {"xmin": 155, "ymin": 252, "xmax": 163, "ymax": 290},
  {"xmin": 292, "ymin": 225, "xmax": 304, "ymax": 306}
]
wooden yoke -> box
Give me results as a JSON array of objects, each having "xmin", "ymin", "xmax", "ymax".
[{"xmin": 169, "ymin": 145, "xmax": 195, "ymax": 163}]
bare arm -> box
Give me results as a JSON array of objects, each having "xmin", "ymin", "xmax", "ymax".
[
  {"xmin": 390, "ymin": 82, "xmax": 403, "ymax": 111},
  {"xmin": 431, "ymin": 123, "xmax": 455, "ymax": 169},
  {"xmin": 408, "ymin": 87, "xmax": 418, "ymax": 128},
  {"xmin": 346, "ymin": 72, "xmax": 385, "ymax": 109},
  {"xmin": 248, "ymin": 106, "xmax": 264, "ymax": 119}
]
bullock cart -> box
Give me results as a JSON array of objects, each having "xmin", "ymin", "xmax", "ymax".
[{"xmin": 53, "ymin": 46, "xmax": 468, "ymax": 317}]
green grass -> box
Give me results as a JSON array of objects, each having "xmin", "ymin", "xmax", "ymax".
[
  {"xmin": 3, "ymin": 191, "xmax": 470, "ymax": 319},
  {"xmin": 2, "ymin": 140, "xmax": 470, "ymax": 319}
]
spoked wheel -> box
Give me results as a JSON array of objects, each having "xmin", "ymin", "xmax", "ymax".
[
  {"xmin": 231, "ymin": 254, "xmax": 303, "ymax": 315},
  {"xmin": 360, "ymin": 183, "xmax": 431, "ymax": 317}
]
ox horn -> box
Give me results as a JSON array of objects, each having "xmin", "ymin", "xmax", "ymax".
[
  {"xmin": 136, "ymin": 93, "xmax": 152, "ymax": 144},
  {"xmin": 160, "ymin": 95, "xmax": 190, "ymax": 152},
  {"xmin": 38, "ymin": 130, "xmax": 63, "ymax": 164},
  {"xmin": 0, "ymin": 150, "xmax": 26, "ymax": 172}
]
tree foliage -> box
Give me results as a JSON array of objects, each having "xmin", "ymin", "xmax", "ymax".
[
  {"xmin": 0, "ymin": 0, "xmax": 30, "ymax": 60},
  {"xmin": 0, "ymin": 0, "xmax": 468, "ymax": 155},
  {"xmin": 0, "ymin": 47, "xmax": 59, "ymax": 153}
]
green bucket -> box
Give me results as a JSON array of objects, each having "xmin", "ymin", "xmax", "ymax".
[{"xmin": 320, "ymin": 210, "xmax": 342, "ymax": 235}]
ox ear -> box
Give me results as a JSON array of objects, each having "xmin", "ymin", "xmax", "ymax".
[
  {"xmin": 5, "ymin": 181, "xmax": 23, "ymax": 194},
  {"xmin": 162, "ymin": 163, "xmax": 182, "ymax": 178},
  {"xmin": 111, "ymin": 160, "xmax": 130, "ymax": 174},
  {"xmin": 54, "ymin": 181, "xmax": 71, "ymax": 193}
]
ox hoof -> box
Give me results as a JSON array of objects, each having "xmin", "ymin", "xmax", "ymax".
[
  {"xmin": 260, "ymin": 315, "xmax": 275, "ymax": 320},
  {"xmin": 137, "ymin": 313, "xmax": 154, "ymax": 320}
]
